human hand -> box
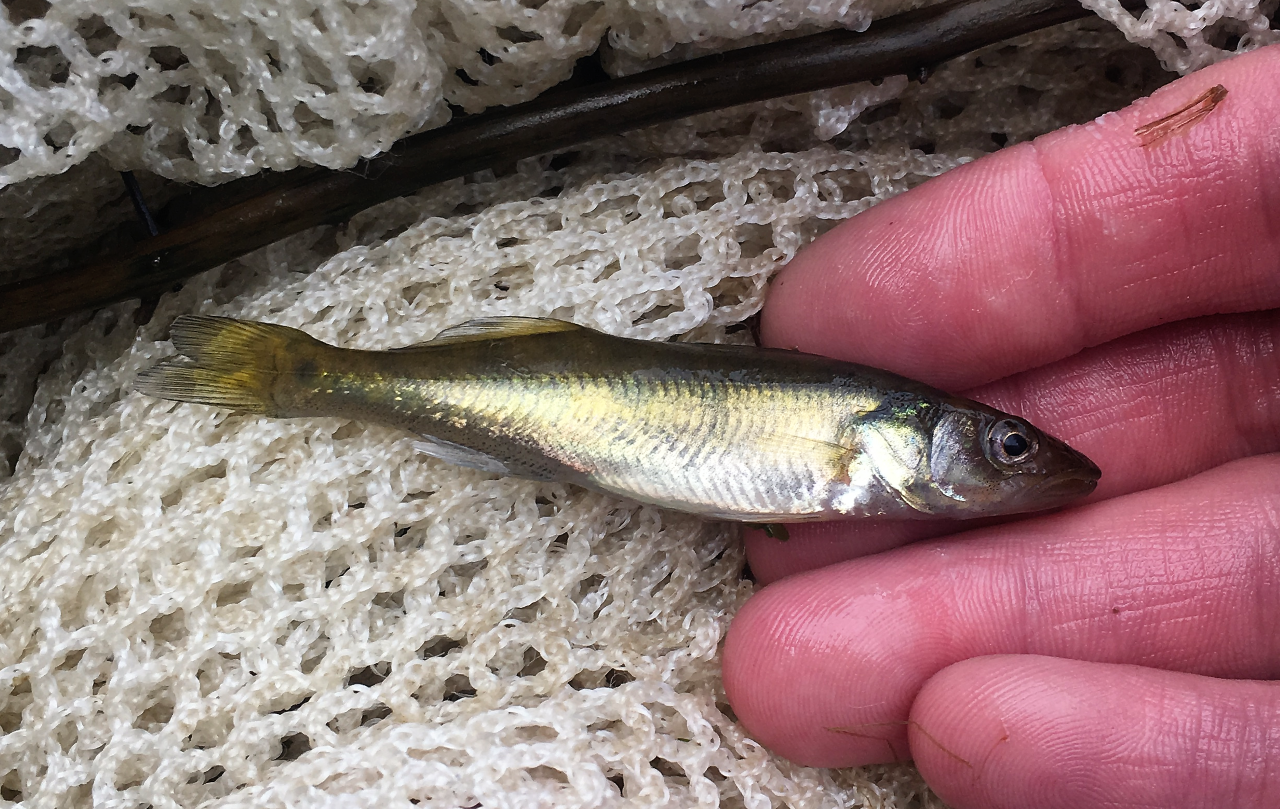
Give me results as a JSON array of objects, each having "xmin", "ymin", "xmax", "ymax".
[{"xmin": 722, "ymin": 44, "xmax": 1280, "ymax": 808}]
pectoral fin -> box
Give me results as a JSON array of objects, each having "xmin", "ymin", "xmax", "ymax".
[{"xmin": 758, "ymin": 432, "xmax": 854, "ymax": 469}]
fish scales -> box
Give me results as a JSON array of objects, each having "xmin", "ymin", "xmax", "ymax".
[
  {"xmin": 136, "ymin": 315, "xmax": 1100, "ymax": 522},
  {"xmin": 421, "ymin": 374, "xmax": 840, "ymax": 518}
]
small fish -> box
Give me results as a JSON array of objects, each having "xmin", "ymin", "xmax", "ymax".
[{"xmin": 136, "ymin": 315, "xmax": 1099, "ymax": 522}]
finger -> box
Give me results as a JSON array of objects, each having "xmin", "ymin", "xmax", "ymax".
[
  {"xmin": 762, "ymin": 44, "xmax": 1280, "ymax": 390},
  {"xmin": 746, "ymin": 310, "xmax": 1280, "ymax": 583},
  {"xmin": 910, "ymin": 655, "xmax": 1280, "ymax": 809},
  {"xmin": 722, "ymin": 455, "xmax": 1280, "ymax": 768},
  {"xmin": 744, "ymin": 519, "xmax": 950, "ymax": 583}
]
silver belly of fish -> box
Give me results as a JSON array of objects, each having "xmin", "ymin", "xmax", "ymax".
[{"xmin": 399, "ymin": 376, "xmax": 917, "ymax": 521}]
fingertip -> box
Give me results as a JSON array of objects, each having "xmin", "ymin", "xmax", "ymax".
[
  {"xmin": 722, "ymin": 579, "xmax": 818, "ymax": 761},
  {"xmin": 722, "ymin": 566, "xmax": 922, "ymax": 767},
  {"xmin": 909, "ymin": 655, "xmax": 1280, "ymax": 809},
  {"xmin": 908, "ymin": 655, "xmax": 1060, "ymax": 809},
  {"xmin": 721, "ymin": 576, "xmax": 845, "ymax": 765}
]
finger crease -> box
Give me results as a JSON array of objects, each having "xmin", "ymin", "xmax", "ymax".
[{"xmin": 1028, "ymin": 138, "xmax": 1088, "ymax": 356}]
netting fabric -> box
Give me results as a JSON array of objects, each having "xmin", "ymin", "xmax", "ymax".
[
  {"xmin": 2, "ymin": 0, "xmax": 1276, "ymax": 187},
  {"xmin": 0, "ymin": 1, "xmax": 1276, "ymax": 807}
]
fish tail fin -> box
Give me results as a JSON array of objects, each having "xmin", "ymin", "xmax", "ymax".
[{"xmin": 135, "ymin": 315, "xmax": 321, "ymax": 414}]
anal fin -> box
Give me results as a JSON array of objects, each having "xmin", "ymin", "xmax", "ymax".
[
  {"xmin": 412, "ymin": 436, "xmax": 513, "ymax": 475},
  {"xmin": 411, "ymin": 436, "xmax": 557, "ymax": 482}
]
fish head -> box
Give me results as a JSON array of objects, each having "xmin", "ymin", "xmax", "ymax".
[{"xmin": 921, "ymin": 401, "xmax": 1100, "ymax": 517}]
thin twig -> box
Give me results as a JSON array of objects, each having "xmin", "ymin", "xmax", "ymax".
[
  {"xmin": 120, "ymin": 171, "xmax": 160, "ymax": 237},
  {"xmin": 119, "ymin": 170, "xmax": 166, "ymax": 324}
]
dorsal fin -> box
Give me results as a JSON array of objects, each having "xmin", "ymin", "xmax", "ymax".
[{"xmin": 393, "ymin": 317, "xmax": 584, "ymax": 350}]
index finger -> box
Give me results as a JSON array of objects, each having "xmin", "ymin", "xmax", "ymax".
[{"xmin": 762, "ymin": 44, "xmax": 1280, "ymax": 389}]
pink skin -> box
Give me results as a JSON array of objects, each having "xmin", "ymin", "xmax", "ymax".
[
  {"xmin": 912, "ymin": 656, "xmax": 1280, "ymax": 809},
  {"xmin": 722, "ymin": 44, "xmax": 1280, "ymax": 807}
]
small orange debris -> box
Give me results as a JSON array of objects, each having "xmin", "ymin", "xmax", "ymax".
[{"xmin": 1135, "ymin": 84, "xmax": 1229, "ymax": 148}]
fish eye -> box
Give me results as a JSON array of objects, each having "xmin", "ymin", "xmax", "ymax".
[
  {"xmin": 1002, "ymin": 432, "xmax": 1028, "ymax": 457},
  {"xmin": 987, "ymin": 419, "xmax": 1038, "ymax": 466}
]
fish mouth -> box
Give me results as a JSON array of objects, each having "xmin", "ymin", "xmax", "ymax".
[{"xmin": 1021, "ymin": 464, "xmax": 1101, "ymax": 506}]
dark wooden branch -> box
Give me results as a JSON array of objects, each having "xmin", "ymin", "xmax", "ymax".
[{"xmin": 0, "ymin": 0, "xmax": 1145, "ymax": 333}]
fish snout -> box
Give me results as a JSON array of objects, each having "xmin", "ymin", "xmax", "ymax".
[{"xmin": 1022, "ymin": 447, "xmax": 1101, "ymax": 508}]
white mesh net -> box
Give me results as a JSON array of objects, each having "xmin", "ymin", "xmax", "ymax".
[
  {"xmin": 0, "ymin": 1, "xmax": 1276, "ymax": 807},
  {"xmin": 2, "ymin": 0, "xmax": 1276, "ymax": 187}
]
